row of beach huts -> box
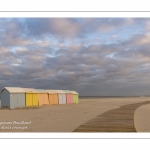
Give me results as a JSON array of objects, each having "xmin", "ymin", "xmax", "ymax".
[{"xmin": 0, "ymin": 87, "xmax": 79, "ymax": 109}]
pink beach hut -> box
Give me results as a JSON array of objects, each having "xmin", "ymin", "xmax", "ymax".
[{"xmin": 63, "ymin": 90, "xmax": 73, "ymax": 104}]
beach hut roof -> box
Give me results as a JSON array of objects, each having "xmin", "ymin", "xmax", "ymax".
[
  {"xmin": 63, "ymin": 90, "xmax": 73, "ymax": 93},
  {"xmin": 53, "ymin": 90, "xmax": 66, "ymax": 94},
  {"xmin": 71, "ymin": 91, "xmax": 79, "ymax": 95},
  {"xmin": 22, "ymin": 88, "xmax": 38, "ymax": 93},
  {"xmin": 35, "ymin": 89, "xmax": 48, "ymax": 93},
  {"xmin": 1, "ymin": 87, "xmax": 25, "ymax": 93},
  {"xmin": 45, "ymin": 90, "xmax": 58, "ymax": 94}
]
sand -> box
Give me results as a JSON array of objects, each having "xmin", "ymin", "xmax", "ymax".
[
  {"xmin": 0, "ymin": 97, "xmax": 150, "ymax": 132},
  {"xmin": 134, "ymin": 103, "xmax": 150, "ymax": 132},
  {"xmin": 74, "ymin": 101, "xmax": 150, "ymax": 132}
]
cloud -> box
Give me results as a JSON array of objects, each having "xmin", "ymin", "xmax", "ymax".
[
  {"xmin": 25, "ymin": 18, "xmax": 84, "ymax": 39},
  {"xmin": 0, "ymin": 18, "xmax": 150, "ymax": 96}
]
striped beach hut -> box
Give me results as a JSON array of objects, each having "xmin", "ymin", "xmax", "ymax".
[
  {"xmin": 71, "ymin": 91, "xmax": 79, "ymax": 103},
  {"xmin": 46, "ymin": 90, "xmax": 59, "ymax": 105},
  {"xmin": 35, "ymin": 89, "xmax": 49, "ymax": 106},
  {"xmin": 23, "ymin": 88, "xmax": 38, "ymax": 106},
  {"xmin": 0, "ymin": 87, "xmax": 25, "ymax": 109},
  {"xmin": 64, "ymin": 90, "xmax": 73, "ymax": 104},
  {"xmin": 55, "ymin": 90, "xmax": 66, "ymax": 104}
]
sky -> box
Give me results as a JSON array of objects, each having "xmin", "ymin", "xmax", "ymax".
[{"xmin": 0, "ymin": 18, "xmax": 150, "ymax": 96}]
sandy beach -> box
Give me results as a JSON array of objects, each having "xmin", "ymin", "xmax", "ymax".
[
  {"xmin": 0, "ymin": 97, "xmax": 150, "ymax": 132},
  {"xmin": 134, "ymin": 103, "xmax": 150, "ymax": 132}
]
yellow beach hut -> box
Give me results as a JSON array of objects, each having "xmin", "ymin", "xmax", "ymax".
[{"xmin": 23, "ymin": 88, "xmax": 38, "ymax": 106}]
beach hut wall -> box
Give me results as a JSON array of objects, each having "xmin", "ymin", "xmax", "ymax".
[
  {"xmin": 35, "ymin": 89, "xmax": 49, "ymax": 106},
  {"xmin": 46, "ymin": 90, "xmax": 59, "ymax": 105},
  {"xmin": 63, "ymin": 90, "xmax": 73, "ymax": 104},
  {"xmin": 71, "ymin": 91, "xmax": 79, "ymax": 103},
  {"xmin": 23, "ymin": 88, "xmax": 38, "ymax": 106},
  {"xmin": 0, "ymin": 87, "xmax": 25, "ymax": 109},
  {"xmin": 54, "ymin": 90, "xmax": 66, "ymax": 104},
  {"xmin": 0, "ymin": 93, "xmax": 1, "ymax": 108}
]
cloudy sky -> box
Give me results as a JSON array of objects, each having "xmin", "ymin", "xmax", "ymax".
[{"xmin": 0, "ymin": 18, "xmax": 150, "ymax": 96}]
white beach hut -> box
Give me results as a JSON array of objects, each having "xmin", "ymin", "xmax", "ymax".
[{"xmin": 55, "ymin": 90, "xmax": 67, "ymax": 104}]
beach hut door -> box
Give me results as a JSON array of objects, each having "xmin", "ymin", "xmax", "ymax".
[{"xmin": 10, "ymin": 94, "xmax": 18, "ymax": 109}]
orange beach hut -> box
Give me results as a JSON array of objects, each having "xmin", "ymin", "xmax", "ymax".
[
  {"xmin": 35, "ymin": 89, "xmax": 49, "ymax": 106},
  {"xmin": 46, "ymin": 90, "xmax": 59, "ymax": 105}
]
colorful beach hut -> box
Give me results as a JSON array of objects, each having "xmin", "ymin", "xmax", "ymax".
[
  {"xmin": 71, "ymin": 91, "xmax": 79, "ymax": 103},
  {"xmin": 55, "ymin": 90, "xmax": 66, "ymax": 104},
  {"xmin": 0, "ymin": 93, "xmax": 1, "ymax": 108},
  {"xmin": 0, "ymin": 87, "xmax": 25, "ymax": 109},
  {"xmin": 63, "ymin": 90, "xmax": 73, "ymax": 104},
  {"xmin": 23, "ymin": 88, "xmax": 38, "ymax": 106},
  {"xmin": 35, "ymin": 89, "xmax": 49, "ymax": 106},
  {"xmin": 46, "ymin": 90, "xmax": 59, "ymax": 105}
]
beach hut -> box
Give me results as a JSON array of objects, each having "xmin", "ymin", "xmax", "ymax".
[
  {"xmin": 23, "ymin": 88, "xmax": 38, "ymax": 106},
  {"xmin": 46, "ymin": 90, "xmax": 59, "ymax": 105},
  {"xmin": 0, "ymin": 87, "xmax": 25, "ymax": 109},
  {"xmin": 64, "ymin": 90, "xmax": 73, "ymax": 104},
  {"xmin": 55, "ymin": 90, "xmax": 66, "ymax": 104},
  {"xmin": 71, "ymin": 91, "xmax": 79, "ymax": 103},
  {"xmin": 35, "ymin": 89, "xmax": 49, "ymax": 106},
  {"xmin": 0, "ymin": 93, "xmax": 1, "ymax": 108}
]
